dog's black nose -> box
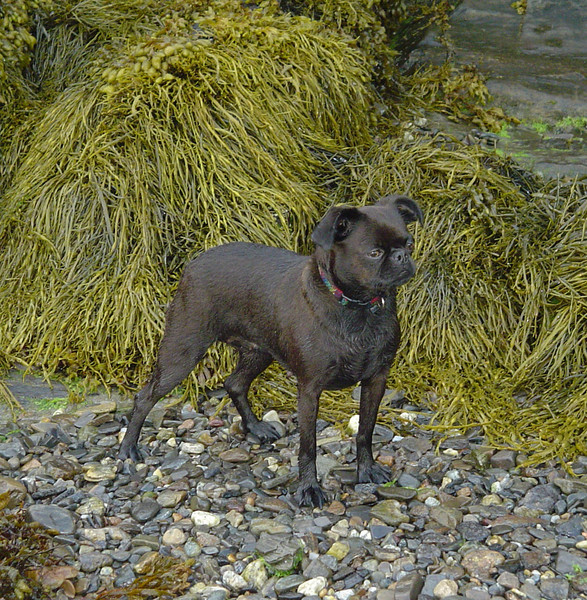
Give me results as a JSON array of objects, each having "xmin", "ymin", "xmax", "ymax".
[{"xmin": 391, "ymin": 249, "xmax": 410, "ymax": 264}]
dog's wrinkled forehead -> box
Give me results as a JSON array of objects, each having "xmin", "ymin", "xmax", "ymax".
[{"xmin": 311, "ymin": 195, "xmax": 422, "ymax": 251}]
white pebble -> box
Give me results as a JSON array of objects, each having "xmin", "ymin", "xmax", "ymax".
[{"xmin": 298, "ymin": 576, "xmax": 327, "ymax": 596}]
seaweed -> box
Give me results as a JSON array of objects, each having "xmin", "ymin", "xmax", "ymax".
[
  {"xmin": 94, "ymin": 554, "xmax": 193, "ymax": 599},
  {"xmin": 0, "ymin": 0, "xmax": 586, "ymax": 470},
  {"xmin": 0, "ymin": 507, "xmax": 58, "ymax": 600}
]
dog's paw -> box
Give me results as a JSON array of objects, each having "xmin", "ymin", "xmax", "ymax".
[
  {"xmin": 357, "ymin": 462, "xmax": 392, "ymax": 485},
  {"xmin": 118, "ymin": 442, "xmax": 143, "ymax": 463},
  {"xmin": 296, "ymin": 482, "xmax": 327, "ymax": 508},
  {"xmin": 246, "ymin": 420, "xmax": 282, "ymax": 444}
]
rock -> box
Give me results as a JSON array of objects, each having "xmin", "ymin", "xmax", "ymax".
[
  {"xmin": 27, "ymin": 504, "xmax": 76, "ymax": 534},
  {"xmin": 249, "ymin": 518, "xmax": 291, "ymax": 535},
  {"xmin": 274, "ymin": 574, "xmax": 305, "ymax": 594},
  {"xmin": 162, "ymin": 528, "xmax": 187, "ymax": 546},
  {"xmin": 219, "ymin": 448, "xmax": 250, "ymax": 462},
  {"xmin": 79, "ymin": 551, "xmax": 113, "ymax": 573},
  {"xmin": 429, "ymin": 505, "xmax": 462, "ymax": 529},
  {"xmin": 44, "ymin": 457, "xmax": 82, "ymax": 479},
  {"xmin": 157, "ymin": 489, "xmax": 187, "ymax": 507},
  {"xmin": 370, "ymin": 499, "xmax": 410, "ymax": 526},
  {"xmin": 489, "ymin": 449, "xmax": 517, "ymax": 470},
  {"xmin": 297, "ymin": 576, "xmax": 327, "ymax": 596},
  {"xmin": 519, "ymin": 484, "xmax": 560, "ymax": 513},
  {"xmin": 180, "ymin": 441, "xmax": 205, "ymax": 454},
  {"xmin": 461, "ymin": 549, "xmax": 505, "ymax": 580},
  {"xmin": 241, "ymin": 559, "xmax": 268, "ymax": 590},
  {"xmin": 191, "ymin": 510, "xmax": 221, "ymax": 527},
  {"xmin": 131, "ymin": 498, "xmax": 160, "ymax": 523},
  {"xmin": 377, "ymin": 485, "xmax": 418, "ymax": 501},
  {"xmin": 76, "ymin": 496, "xmax": 106, "ymax": 517},
  {"xmin": 433, "ymin": 578, "xmax": 458, "ymax": 598},
  {"xmin": 540, "ymin": 577, "xmax": 570, "ymax": 600},
  {"xmin": 555, "ymin": 549, "xmax": 587, "ymax": 574},
  {"xmin": 222, "ymin": 570, "xmax": 247, "ymax": 591},
  {"xmin": 496, "ymin": 571, "xmax": 519, "ymax": 590},
  {"xmin": 393, "ymin": 572, "xmax": 424, "ymax": 600},
  {"xmin": 457, "ymin": 521, "xmax": 490, "ymax": 542},
  {"xmin": 0, "ymin": 476, "xmax": 27, "ymax": 508},
  {"xmin": 520, "ymin": 548, "xmax": 551, "ymax": 569},
  {"xmin": 327, "ymin": 541, "xmax": 350, "ymax": 560},
  {"xmin": 83, "ymin": 464, "xmax": 117, "ymax": 482}
]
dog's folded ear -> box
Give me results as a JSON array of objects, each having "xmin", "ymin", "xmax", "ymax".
[
  {"xmin": 378, "ymin": 194, "xmax": 423, "ymax": 225},
  {"xmin": 312, "ymin": 206, "xmax": 363, "ymax": 250}
]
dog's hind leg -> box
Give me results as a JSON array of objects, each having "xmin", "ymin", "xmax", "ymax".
[
  {"xmin": 119, "ymin": 323, "xmax": 213, "ymax": 461},
  {"xmin": 224, "ymin": 349, "xmax": 280, "ymax": 443}
]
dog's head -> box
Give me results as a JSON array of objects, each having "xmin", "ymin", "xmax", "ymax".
[{"xmin": 312, "ymin": 195, "xmax": 423, "ymax": 299}]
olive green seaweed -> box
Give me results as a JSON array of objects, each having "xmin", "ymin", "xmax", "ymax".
[{"xmin": 0, "ymin": 0, "xmax": 585, "ymax": 471}]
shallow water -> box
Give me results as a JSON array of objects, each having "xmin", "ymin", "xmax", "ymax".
[{"xmin": 414, "ymin": 0, "xmax": 587, "ymax": 177}]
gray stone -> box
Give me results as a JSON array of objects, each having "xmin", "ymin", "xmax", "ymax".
[
  {"xmin": 27, "ymin": 504, "xmax": 76, "ymax": 534},
  {"xmin": 274, "ymin": 574, "xmax": 305, "ymax": 594},
  {"xmin": 429, "ymin": 505, "xmax": 462, "ymax": 529},
  {"xmin": 394, "ymin": 572, "xmax": 424, "ymax": 600},
  {"xmin": 457, "ymin": 521, "xmax": 489, "ymax": 542},
  {"xmin": 555, "ymin": 549, "xmax": 587, "ymax": 574},
  {"xmin": 79, "ymin": 551, "xmax": 113, "ymax": 573},
  {"xmin": 519, "ymin": 484, "xmax": 560, "ymax": 512},
  {"xmin": 396, "ymin": 473, "xmax": 421, "ymax": 488},
  {"xmin": 377, "ymin": 485, "xmax": 418, "ymax": 501},
  {"xmin": 157, "ymin": 488, "xmax": 187, "ymax": 508},
  {"xmin": 489, "ymin": 449, "xmax": 517, "ymax": 470},
  {"xmin": 540, "ymin": 577, "xmax": 570, "ymax": 600},
  {"xmin": 131, "ymin": 498, "xmax": 161, "ymax": 523},
  {"xmin": 0, "ymin": 439, "xmax": 25, "ymax": 459}
]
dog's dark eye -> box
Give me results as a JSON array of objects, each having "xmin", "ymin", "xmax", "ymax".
[
  {"xmin": 368, "ymin": 248, "xmax": 383, "ymax": 259},
  {"xmin": 406, "ymin": 241, "xmax": 415, "ymax": 253}
]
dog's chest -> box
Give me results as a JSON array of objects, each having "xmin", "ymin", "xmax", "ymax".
[{"xmin": 323, "ymin": 321, "xmax": 398, "ymax": 389}]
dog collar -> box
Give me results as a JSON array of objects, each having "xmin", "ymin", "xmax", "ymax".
[{"xmin": 318, "ymin": 266, "xmax": 385, "ymax": 312}]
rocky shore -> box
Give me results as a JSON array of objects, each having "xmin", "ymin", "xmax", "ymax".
[{"xmin": 1, "ymin": 387, "xmax": 587, "ymax": 600}]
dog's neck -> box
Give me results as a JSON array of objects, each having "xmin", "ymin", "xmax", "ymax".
[{"xmin": 318, "ymin": 265, "xmax": 385, "ymax": 312}]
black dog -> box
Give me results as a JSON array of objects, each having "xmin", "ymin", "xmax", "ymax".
[{"xmin": 119, "ymin": 194, "xmax": 422, "ymax": 507}]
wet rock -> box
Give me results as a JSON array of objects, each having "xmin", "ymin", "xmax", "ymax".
[
  {"xmin": 83, "ymin": 464, "xmax": 117, "ymax": 482},
  {"xmin": 461, "ymin": 549, "xmax": 505, "ymax": 580},
  {"xmin": 219, "ymin": 448, "xmax": 250, "ymax": 463},
  {"xmin": 370, "ymin": 499, "xmax": 410, "ymax": 526},
  {"xmin": 433, "ymin": 578, "xmax": 458, "ymax": 598},
  {"xmin": 27, "ymin": 504, "xmax": 76, "ymax": 534},
  {"xmin": 555, "ymin": 549, "xmax": 587, "ymax": 574},
  {"xmin": 489, "ymin": 449, "xmax": 517, "ymax": 470},
  {"xmin": 297, "ymin": 576, "xmax": 327, "ymax": 596},
  {"xmin": 0, "ymin": 476, "xmax": 27, "ymax": 508},
  {"xmin": 79, "ymin": 551, "xmax": 113, "ymax": 573},
  {"xmin": 540, "ymin": 577, "xmax": 570, "ymax": 600},
  {"xmin": 162, "ymin": 527, "xmax": 187, "ymax": 546},
  {"xmin": 241, "ymin": 559, "xmax": 268, "ymax": 590},
  {"xmin": 519, "ymin": 548, "xmax": 551, "ymax": 569},
  {"xmin": 274, "ymin": 574, "xmax": 305, "ymax": 594},
  {"xmin": 393, "ymin": 572, "xmax": 424, "ymax": 600},
  {"xmin": 131, "ymin": 498, "xmax": 160, "ymax": 523},
  {"xmin": 429, "ymin": 505, "xmax": 462, "ymax": 529},
  {"xmin": 519, "ymin": 484, "xmax": 560, "ymax": 513}
]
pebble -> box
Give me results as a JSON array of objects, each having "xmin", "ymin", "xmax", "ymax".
[
  {"xmin": 191, "ymin": 510, "xmax": 221, "ymax": 527},
  {"xmin": 1, "ymin": 395, "xmax": 586, "ymax": 600},
  {"xmin": 298, "ymin": 576, "xmax": 328, "ymax": 596}
]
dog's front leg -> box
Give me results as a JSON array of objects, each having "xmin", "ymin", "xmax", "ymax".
[
  {"xmin": 295, "ymin": 381, "xmax": 327, "ymax": 508},
  {"xmin": 356, "ymin": 369, "xmax": 393, "ymax": 484}
]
